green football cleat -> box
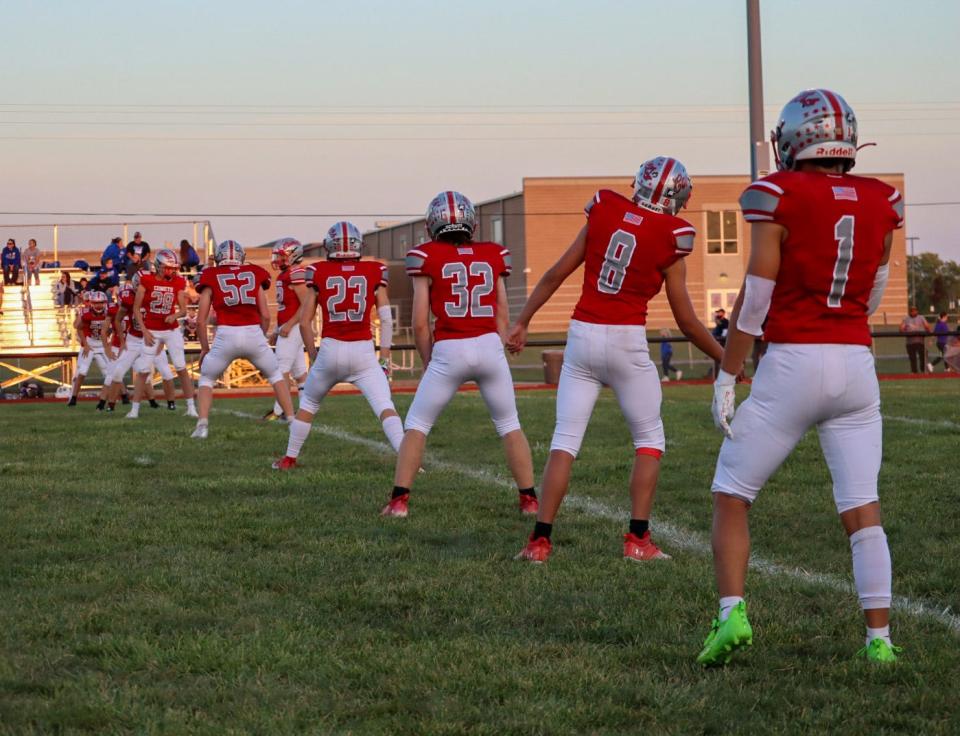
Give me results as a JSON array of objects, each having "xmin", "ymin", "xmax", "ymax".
[
  {"xmin": 856, "ymin": 638, "xmax": 902, "ymax": 663},
  {"xmin": 696, "ymin": 601, "xmax": 753, "ymax": 666}
]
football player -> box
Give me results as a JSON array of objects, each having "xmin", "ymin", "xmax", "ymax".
[
  {"xmin": 696, "ymin": 90, "xmax": 904, "ymax": 666},
  {"xmin": 263, "ymin": 238, "xmax": 310, "ymax": 421},
  {"xmin": 128, "ymin": 249, "xmax": 197, "ymax": 419},
  {"xmin": 509, "ymin": 157, "xmax": 724, "ymax": 563},
  {"xmin": 108, "ymin": 268, "xmax": 177, "ymax": 413},
  {"xmin": 381, "ymin": 192, "xmax": 536, "ymax": 518},
  {"xmin": 192, "ymin": 239, "xmax": 294, "ymax": 439},
  {"xmin": 272, "ymin": 222, "xmax": 402, "ymax": 469},
  {"xmin": 69, "ymin": 290, "xmax": 115, "ymax": 405}
]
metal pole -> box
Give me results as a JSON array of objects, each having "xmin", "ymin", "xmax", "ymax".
[
  {"xmin": 123, "ymin": 223, "xmax": 128, "ymax": 245},
  {"xmin": 193, "ymin": 222, "xmax": 198, "ymax": 250},
  {"xmin": 53, "ymin": 224, "xmax": 59, "ymax": 263},
  {"xmin": 906, "ymin": 236, "xmax": 920, "ymax": 306},
  {"xmin": 746, "ymin": 0, "xmax": 769, "ymax": 180}
]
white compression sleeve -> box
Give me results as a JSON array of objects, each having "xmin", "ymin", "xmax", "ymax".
[
  {"xmin": 377, "ymin": 305, "xmax": 393, "ymax": 350},
  {"xmin": 736, "ymin": 275, "xmax": 776, "ymax": 336},
  {"xmin": 867, "ymin": 264, "xmax": 890, "ymax": 315}
]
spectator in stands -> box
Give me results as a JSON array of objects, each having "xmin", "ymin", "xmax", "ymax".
[
  {"xmin": 179, "ymin": 239, "xmax": 200, "ymax": 272},
  {"xmin": 90, "ymin": 258, "xmax": 120, "ymax": 297},
  {"xmin": 3, "ymin": 239, "xmax": 21, "ymax": 285},
  {"xmin": 659, "ymin": 328, "xmax": 682, "ymax": 382},
  {"xmin": 126, "ymin": 231, "xmax": 150, "ymax": 263},
  {"xmin": 101, "ymin": 237, "xmax": 125, "ymax": 269},
  {"xmin": 930, "ymin": 311, "xmax": 951, "ymax": 372},
  {"xmin": 75, "ymin": 276, "xmax": 89, "ymax": 299},
  {"xmin": 23, "ymin": 239, "xmax": 42, "ymax": 286},
  {"xmin": 899, "ymin": 305, "xmax": 932, "ymax": 374},
  {"xmin": 55, "ymin": 272, "xmax": 76, "ymax": 306}
]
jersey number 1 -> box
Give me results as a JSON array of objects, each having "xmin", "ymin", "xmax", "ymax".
[
  {"xmin": 597, "ymin": 230, "xmax": 637, "ymax": 295},
  {"xmin": 828, "ymin": 215, "xmax": 855, "ymax": 309}
]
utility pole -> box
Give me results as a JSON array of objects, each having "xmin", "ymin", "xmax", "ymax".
[
  {"xmin": 746, "ymin": 0, "xmax": 769, "ymax": 181},
  {"xmin": 906, "ymin": 236, "xmax": 920, "ymax": 306}
]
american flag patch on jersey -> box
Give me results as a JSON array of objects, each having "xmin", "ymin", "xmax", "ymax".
[
  {"xmin": 832, "ymin": 186, "xmax": 858, "ymax": 201},
  {"xmin": 457, "ymin": 247, "xmax": 473, "ymax": 255},
  {"xmin": 623, "ymin": 212, "xmax": 644, "ymax": 226}
]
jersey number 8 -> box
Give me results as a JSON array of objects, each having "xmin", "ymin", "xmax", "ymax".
[{"xmin": 597, "ymin": 230, "xmax": 637, "ymax": 295}]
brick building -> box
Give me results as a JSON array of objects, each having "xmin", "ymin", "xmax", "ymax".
[{"xmin": 314, "ymin": 173, "xmax": 909, "ymax": 333}]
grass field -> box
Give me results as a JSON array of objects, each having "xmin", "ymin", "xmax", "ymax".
[{"xmin": 2, "ymin": 380, "xmax": 959, "ymax": 734}]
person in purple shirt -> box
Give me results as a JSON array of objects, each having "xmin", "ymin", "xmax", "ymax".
[{"xmin": 930, "ymin": 311, "xmax": 951, "ymax": 372}]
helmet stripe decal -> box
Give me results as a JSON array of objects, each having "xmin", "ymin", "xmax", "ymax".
[
  {"xmin": 341, "ymin": 222, "xmax": 349, "ymax": 254},
  {"xmin": 446, "ymin": 191, "xmax": 457, "ymax": 224},
  {"xmin": 650, "ymin": 157, "xmax": 675, "ymax": 205},
  {"xmin": 821, "ymin": 89, "xmax": 845, "ymax": 140}
]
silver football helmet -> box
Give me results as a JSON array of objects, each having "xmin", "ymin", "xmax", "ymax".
[
  {"xmin": 214, "ymin": 239, "xmax": 245, "ymax": 266},
  {"xmin": 632, "ymin": 157, "xmax": 692, "ymax": 215},
  {"xmin": 425, "ymin": 191, "xmax": 477, "ymax": 239},
  {"xmin": 324, "ymin": 222, "xmax": 364, "ymax": 259},
  {"xmin": 154, "ymin": 248, "xmax": 180, "ymax": 277},
  {"xmin": 771, "ymin": 89, "xmax": 858, "ymax": 172},
  {"xmin": 89, "ymin": 290, "xmax": 108, "ymax": 313},
  {"xmin": 271, "ymin": 237, "xmax": 303, "ymax": 270}
]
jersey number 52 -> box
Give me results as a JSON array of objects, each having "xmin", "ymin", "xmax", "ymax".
[{"xmin": 217, "ymin": 272, "xmax": 258, "ymax": 306}]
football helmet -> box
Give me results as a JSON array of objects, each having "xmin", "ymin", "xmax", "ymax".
[
  {"xmin": 155, "ymin": 249, "xmax": 180, "ymax": 278},
  {"xmin": 89, "ymin": 290, "xmax": 108, "ymax": 313},
  {"xmin": 425, "ymin": 191, "xmax": 476, "ymax": 239},
  {"xmin": 271, "ymin": 237, "xmax": 304, "ymax": 270},
  {"xmin": 632, "ymin": 156, "xmax": 693, "ymax": 215},
  {"xmin": 81, "ymin": 290, "xmax": 92, "ymax": 305},
  {"xmin": 214, "ymin": 239, "xmax": 245, "ymax": 266},
  {"xmin": 324, "ymin": 222, "xmax": 364, "ymax": 259},
  {"xmin": 771, "ymin": 89, "xmax": 858, "ymax": 172}
]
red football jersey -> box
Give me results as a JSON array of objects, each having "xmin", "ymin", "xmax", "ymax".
[
  {"xmin": 740, "ymin": 171, "xmax": 903, "ymax": 346},
  {"xmin": 197, "ymin": 264, "xmax": 271, "ymax": 327},
  {"xmin": 81, "ymin": 308, "xmax": 111, "ymax": 342},
  {"xmin": 119, "ymin": 284, "xmax": 144, "ymax": 339},
  {"xmin": 572, "ymin": 190, "xmax": 695, "ymax": 326},
  {"xmin": 276, "ymin": 265, "xmax": 307, "ymax": 326},
  {"xmin": 305, "ymin": 259, "xmax": 388, "ymax": 341},
  {"xmin": 405, "ymin": 241, "xmax": 511, "ymax": 341},
  {"xmin": 106, "ymin": 304, "xmax": 122, "ymax": 348},
  {"xmin": 140, "ymin": 273, "xmax": 187, "ymax": 331}
]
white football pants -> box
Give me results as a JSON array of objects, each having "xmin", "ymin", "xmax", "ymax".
[
  {"xmin": 551, "ymin": 319, "xmax": 665, "ymax": 457},
  {"xmin": 712, "ymin": 343, "xmax": 882, "ymax": 513},
  {"xmin": 275, "ymin": 330, "xmax": 307, "ymax": 378},
  {"xmin": 404, "ymin": 331, "xmax": 521, "ymax": 437},
  {"xmin": 299, "ymin": 337, "xmax": 396, "ymax": 417},
  {"xmin": 140, "ymin": 327, "xmax": 187, "ymax": 371},
  {"xmin": 109, "ymin": 336, "xmax": 174, "ymax": 383},
  {"xmin": 76, "ymin": 341, "xmax": 112, "ymax": 378},
  {"xmin": 199, "ymin": 324, "xmax": 283, "ymax": 388}
]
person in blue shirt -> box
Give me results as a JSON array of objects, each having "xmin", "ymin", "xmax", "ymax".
[
  {"xmin": 101, "ymin": 237, "xmax": 125, "ymax": 269},
  {"xmin": 659, "ymin": 328, "xmax": 682, "ymax": 382},
  {"xmin": 2, "ymin": 238, "xmax": 21, "ymax": 285},
  {"xmin": 179, "ymin": 239, "xmax": 201, "ymax": 272},
  {"xmin": 930, "ymin": 311, "xmax": 951, "ymax": 372},
  {"xmin": 88, "ymin": 258, "xmax": 120, "ymax": 297}
]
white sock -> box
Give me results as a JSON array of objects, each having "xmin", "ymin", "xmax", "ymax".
[
  {"xmin": 127, "ymin": 401, "xmax": 140, "ymax": 417},
  {"xmin": 719, "ymin": 596, "xmax": 745, "ymax": 622},
  {"xmin": 186, "ymin": 398, "xmax": 196, "ymax": 410},
  {"xmin": 196, "ymin": 418, "xmax": 208, "ymax": 427},
  {"xmin": 382, "ymin": 415, "xmax": 404, "ymax": 453},
  {"xmin": 286, "ymin": 419, "xmax": 311, "ymax": 459},
  {"xmin": 850, "ymin": 526, "xmax": 892, "ymax": 611},
  {"xmin": 866, "ymin": 625, "xmax": 891, "ymax": 646},
  {"xmin": 273, "ymin": 400, "xmax": 282, "ymax": 417}
]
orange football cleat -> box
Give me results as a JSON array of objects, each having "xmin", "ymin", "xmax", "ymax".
[
  {"xmin": 515, "ymin": 535, "xmax": 552, "ymax": 563},
  {"xmin": 623, "ymin": 531, "xmax": 671, "ymax": 561},
  {"xmin": 381, "ymin": 493, "xmax": 409, "ymax": 518},
  {"xmin": 271, "ymin": 456, "xmax": 298, "ymax": 471}
]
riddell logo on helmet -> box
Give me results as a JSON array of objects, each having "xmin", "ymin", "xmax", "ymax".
[{"xmin": 815, "ymin": 145, "xmax": 852, "ymax": 157}]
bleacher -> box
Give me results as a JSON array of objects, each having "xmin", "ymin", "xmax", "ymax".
[{"xmin": 0, "ymin": 269, "xmax": 79, "ymax": 351}]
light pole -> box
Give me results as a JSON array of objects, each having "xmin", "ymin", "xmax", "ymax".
[
  {"xmin": 746, "ymin": 0, "xmax": 769, "ymax": 181},
  {"xmin": 906, "ymin": 236, "xmax": 920, "ymax": 306}
]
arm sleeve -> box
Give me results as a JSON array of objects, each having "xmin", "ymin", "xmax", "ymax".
[
  {"xmin": 671, "ymin": 222, "xmax": 696, "ymax": 258},
  {"xmin": 378, "ymin": 264, "xmax": 389, "ymax": 289},
  {"xmin": 377, "ymin": 305, "xmax": 393, "ymax": 349},
  {"xmin": 887, "ymin": 188, "xmax": 905, "ymax": 230}
]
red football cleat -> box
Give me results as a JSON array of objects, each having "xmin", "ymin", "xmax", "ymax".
[
  {"xmin": 623, "ymin": 531, "xmax": 671, "ymax": 561},
  {"xmin": 272, "ymin": 456, "xmax": 298, "ymax": 471},
  {"xmin": 518, "ymin": 493, "xmax": 539, "ymax": 515},
  {"xmin": 381, "ymin": 493, "xmax": 409, "ymax": 518},
  {"xmin": 515, "ymin": 535, "xmax": 552, "ymax": 563}
]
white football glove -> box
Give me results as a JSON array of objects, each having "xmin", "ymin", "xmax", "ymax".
[{"xmin": 712, "ymin": 369, "xmax": 737, "ymax": 439}]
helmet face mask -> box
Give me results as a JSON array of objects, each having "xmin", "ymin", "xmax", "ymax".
[
  {"xmin": 771, "ymin": 89, "xmax": 858, "ymax": 172},
  {"xmin": 425, "ymin": 191, "xmax": 477, "ymax": 240},
  {"xmin": 271, "ymin": 237, "xmax": 303, "ymax": 270},
  {"xmin": 324, "ymin": 222, "xmax": 364, "ymax": 260},
  {"xmin": 214, "ymin": 240, "xmax": 245, "ymax": 267},
  {"xmin": 89, "ymin": 291, "xmax": 108, "ymax": 313},
  {"xmin": 154, "ymin": 249, "xmax": 180, "ymax": 279},
  {"xmin": 632, "ymin": 157, "xmax": 692, "ymax": 216}
]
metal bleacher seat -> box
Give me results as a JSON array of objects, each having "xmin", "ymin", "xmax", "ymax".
[{"xmin": 0, "ymin": 269, "xmax": 79, "ymax": 351}]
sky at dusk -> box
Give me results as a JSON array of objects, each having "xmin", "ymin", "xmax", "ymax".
[{"xmin": 2, "ymin": 0, "xmax": 958, "ymax": 259}]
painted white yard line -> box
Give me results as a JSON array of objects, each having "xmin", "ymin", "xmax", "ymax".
[
  {"xmin": 218, "ymin": 408, "xmax": 960, "ymax": 636},
  {"xmin": 883, "ymin": 414, "xmax": 960, "ymax": 431}
]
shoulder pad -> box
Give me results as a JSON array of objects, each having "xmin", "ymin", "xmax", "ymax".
[
  {"xmin": 405, "ymin": 248, "xmax": 429, "ymax": 276},
  {"xmin": 740, "ymin": 178, "xmax": 785, "ymax": 222}
]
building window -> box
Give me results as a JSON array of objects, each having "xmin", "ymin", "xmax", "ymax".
[
  {"xmin": 706, "ymin": 210, "xmax": 738, "ymax": 254},
  {"xmin": 417, "ymin": 234, "xmax": 426, "ymax": 245},
  {"xmin": 707, "ymin": 289, "xmax": 740, "ymax": 323},
  {"xmin": 491, "ymin": 216, "xmax": 504, "ymax": 245}
]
